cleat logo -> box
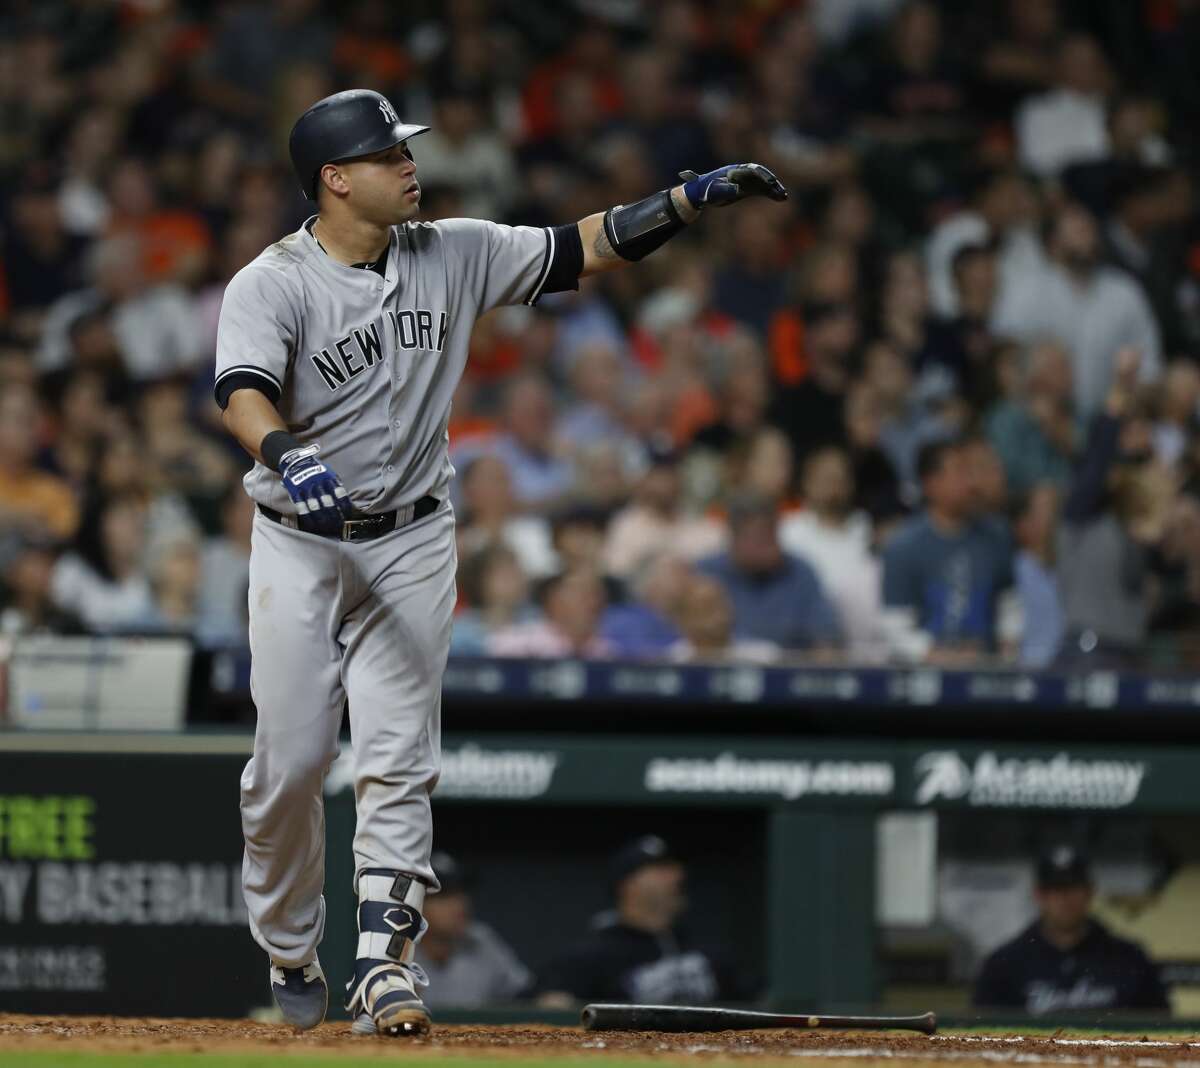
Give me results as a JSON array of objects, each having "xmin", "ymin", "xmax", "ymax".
[{"xmin": 383, "ymin": 907, "xmax": 414, "ymax": 934}]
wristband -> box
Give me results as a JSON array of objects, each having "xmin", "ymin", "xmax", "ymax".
[
  {"xmin": 602, "ymin": 188, "xmax": 686, "ymax": 262},
  {"xmin": 261, "ymin": 430, "xmax": 303, "ymax": 473}
]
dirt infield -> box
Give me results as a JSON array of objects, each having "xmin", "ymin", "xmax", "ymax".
[{"xmin": 2, "ymin": 1015, "xmax": 1200, "ymax": 1065}]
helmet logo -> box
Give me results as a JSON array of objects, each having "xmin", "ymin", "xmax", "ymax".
[{"xmin": 378, "ymin": 98, "xmax": 399, "ymax": 124}]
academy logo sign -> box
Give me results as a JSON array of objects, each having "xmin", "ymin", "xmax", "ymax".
[
  {"xmin": 325, "ymin": 744, "xmax": 560, "ymax": 800},
  {"xmin": 436, "ymin": 744, "xmax": 560, "ymax": 800},
  {"xmin": 914, "ymin": 750, "xmax": 1146, "ymax": 809}
]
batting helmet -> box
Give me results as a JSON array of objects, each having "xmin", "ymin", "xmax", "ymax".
[{"xmin": 288, "ymin": 89, "xmax": 430, "ymax": 201}]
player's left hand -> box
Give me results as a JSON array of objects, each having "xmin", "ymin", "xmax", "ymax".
[{"xmin": 678, "ymin": 163, "xmax": 789, "ymax": 209}]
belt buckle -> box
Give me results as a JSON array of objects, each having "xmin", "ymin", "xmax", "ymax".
[{"xmin": 341, "ymin": 517, "xmax": 374, "ymax": 542}]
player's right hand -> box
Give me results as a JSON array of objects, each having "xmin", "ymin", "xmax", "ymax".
[
  {"xmin": 678, "ymin": 163, "xmax": 789, "ymax": 209},
  {"xmin": 278, "ymin": 444, "xmax": 353, "ymax": 534}
]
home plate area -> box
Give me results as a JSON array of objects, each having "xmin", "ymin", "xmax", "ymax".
[{"xmin": 3, "ymin": 1015, "xmax": 1200, "ymax": 1066}]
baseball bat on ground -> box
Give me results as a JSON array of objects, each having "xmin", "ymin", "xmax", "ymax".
[{"xmin": 580, "ymin": 1004, "xmax": 938, "ymax": 1035}]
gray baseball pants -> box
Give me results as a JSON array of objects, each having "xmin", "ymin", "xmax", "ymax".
[{"xmin": 240, "ymin": 502, "xmax": 456, "ymax": 967}]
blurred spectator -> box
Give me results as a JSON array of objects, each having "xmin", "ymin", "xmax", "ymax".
[
  {"xmin": 1149, "ymin": 492, "xmax": 1200, "ymax": 662},
  {"xmin": 50, "ymin": 493, "xmax": 154, "ymax": 632},
  {"xmin": 414, "ymin": 85, "xmax": 520, "ymax": 221},
  {"xmin": 926, "ymin": 168, "xmax": 1042, "ymax": 320},
  {"xmin": 615, "ymin": 47, "xmax": 711, "ymax": 189},
  {"xmin": 37, "ymin": 369, "xmax": 121, "ymax": 490},
  {"xmin": 962, "ymin": 436, "xmax": 1009, "ymax": 520},
  {"xmin": 879, "ymin": 249, "xmax": 968, "ymax": 390},
  {"xmin": 668, "ymin": 573, "xmax": 779, "ymax": 664},
  {"xmin": 457, "ymin": 455, "xmax": 557, "ymax": 580},
  {"xmin": 842, "ymin": 382, "xmax": 907, "ymax": 528},
  {"xmin": 770, "ymin": 301, "xmax": 858, "ymax": 463},
  {"xmin": 0, "ymin": 174, "xmax": 86, "ymax": 343},
  {"xmin": 973, "ymin": 847, "xmax": 1169, "ymax": 1014},
  {"xmin": 937, "ymin": 244, "xmax": 999, "ymax": 403},
  {"xmin": 1101, "ymin": 167, "xmax": 1192, "ymax": 351},
  {"xmin": 986, "ymin": 340, "xmax": 1075, "ymax": 495},
  {"xmin": 57, "ymin": 107, "xmax": 122, "ymax": 238},
  {"xmin": 332, "ymin": 0, "xmax": 412, "ymax": 92},
  {"xmin": 858, "ymin": 0, "xmax": 966, "ymax": 142},
  {"xmin": 1063, "ymin": 98, "xmax": 1175, "ymax": 221},
  {"xmin": 452, "ymin": 543, "xmax": 536, "ymax": 658},
  {"xmin": 137, "ymin": 376, "xmax": 236, "ymax": 521},
  {"xmin": 89, "ymin": 425, "xmax": 201, "ymax": 560},
  {"xmin": 141, "ymin": 534, "xmax": 203, "ymax": 634},
  {"xmin": 692, "ymin": 357, "xmax": 770, "ymax": 459},
  {"xmin": 488, "ymin": 568, "xmax": 612, "ymax": 659},
  {"xmin": 195, "ymin": 485, "xmax": 255, "ymax": 648},
  {"xmin": 1056, "ymin": 350, "xmax": 1168, "ymax": 667},
  {"xmin": 573, "ymin": 441, "xmax": 633, "ymax": 522},
  {"xmin": 603, "ymin": 450, "xmax": 725, "ymax": 581},
  {"xmin": 484, "ymin": 375, "xmax": 574, "ymax": 514},
  {"xmin": 993, "ymin": 202, "xmax": 1161, "ymax": 421},
  {"xmin": 866, "ymin": 340, "xmax": 956, "ymax": 496},
  {"xmin": 539, "ymin": 835, "xmax": 746, "ymax": 1004},
  {"xmin": 195, "ymin": 0, "xmax": 333, "ymax": 122},
  {"xmin": 1008, "ymin": 485, "xmax": 1065, "ymax": 668},
  {"xmin": 725, "ymin": 426, "xmax": 795, "ymax": 508},
  {"xmin": 551, "ymin": 505, "xmax": 610, "ymax": 578},
  {"xmin": 599, "ymin": 553, "xmax": 687, "ymax": 660},
  {"xmin": 1015, "ymin": 35, "xmax": 1113, "ymax": 178},
  {"xmin": 712, "ymin": 200, "xmax": 789, "ymax": 338},
  {"xmin": 558, "ymin": 342, "xmax": 637, "ymax": 454},
  {"xmin": 811, "ymin": 0, "xmax": 905, "ymax": 47},
  {"xmin": 105, "ymin": 157, "xmax": 212, "ymax": 286},
  {"xmin": 1153, "ymin": 360, "xmax": 1200, "ymax": 470},
  {"xmin": 38, "ymin": 235, "xmax": 205, "ymax": 381},
  {"xmin": 976, "ymin": 0, "xmax": 1063, "ymax": 118},
  {"xmin": 882, "ymin": 440, "xmax": 1013, "ymax": 662},
  {"xmin": 697, "ymin": 494, "xmax": 840, "ymax": 653},
  {"xmin": 414, "ymin": 851, "xmax": 533, "ymax": 1008},
  {"xmin": 0, "ymin": 381, "xmax": 79, "ymax": 545},
  {"xmin": 520, "ymin": 22, "xmax": 624, "ymax": 146},
  {"xmin": 780, "ymin": 447, "xmax": 884, "ymax": 661},
  {"xmin": 0, "ymin": 538, "xmax": 84, "ymax": 637}
]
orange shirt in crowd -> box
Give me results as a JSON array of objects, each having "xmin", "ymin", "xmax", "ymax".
[
  {"xmin": 110, "ymin": 213, "xmax": 212, "ymax": 282},
  {"xmin": 0, "ymin": 469, "xmax": 79, "ymax": 541}
]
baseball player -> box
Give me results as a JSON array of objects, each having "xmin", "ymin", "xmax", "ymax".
[{"xmin": 214, "ymin": 88, "xmax": 786, "ymax": 1037}]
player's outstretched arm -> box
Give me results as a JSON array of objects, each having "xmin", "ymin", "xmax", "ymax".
[{"xmin": 577, "ymin": 163, "xmax": 788, "ymax": 276}]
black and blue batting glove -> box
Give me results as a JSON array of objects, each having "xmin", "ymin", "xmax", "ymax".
[
  {"xmin": 279, "ymin": 444, "xmax": 353, "ymax": 534},
  {"xmin": 679, "ymin": 163, "xmax": 789, "ymax": 209}
]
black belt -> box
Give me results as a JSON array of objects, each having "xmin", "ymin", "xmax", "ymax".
[{"xmin": 257, "ymin": 496, "xmax": 439, "ymax": 542}]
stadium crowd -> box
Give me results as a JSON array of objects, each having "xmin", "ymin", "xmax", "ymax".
[{"xmin": 3, "ymin": 0, "xmax": 1200, "ymax": 672}]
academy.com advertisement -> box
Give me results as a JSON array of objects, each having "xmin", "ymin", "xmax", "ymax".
[{"xmin": 0, "ymin": 753, "xmax": 260, "ymax": 1016}]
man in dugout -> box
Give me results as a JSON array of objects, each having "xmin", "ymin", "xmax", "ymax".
[
  {"xmin": 972, "ymin": 846, "xmax": 1170, "ymax": 1015},
  {"xmin": 537, "ymin": 835, "xmax": 750, "ymax": 1005}
]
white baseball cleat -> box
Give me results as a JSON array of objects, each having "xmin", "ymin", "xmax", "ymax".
[{"xmin": 348, "ymin": 961, "xmax": 431, "ymax": 1037}]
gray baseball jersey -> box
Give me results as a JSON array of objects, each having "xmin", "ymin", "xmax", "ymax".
[{"xmin": 215, "ymin": 216, "xmax": 558, "ymax": 512}]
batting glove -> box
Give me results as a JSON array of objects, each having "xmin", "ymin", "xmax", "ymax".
[
  {"xmin": 679, "ymin": 163, "xmax": 789, "ymax": 209},
  {"xmin": 279, "ymin": 444, "xmax": 353, "ymax": 534}
]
